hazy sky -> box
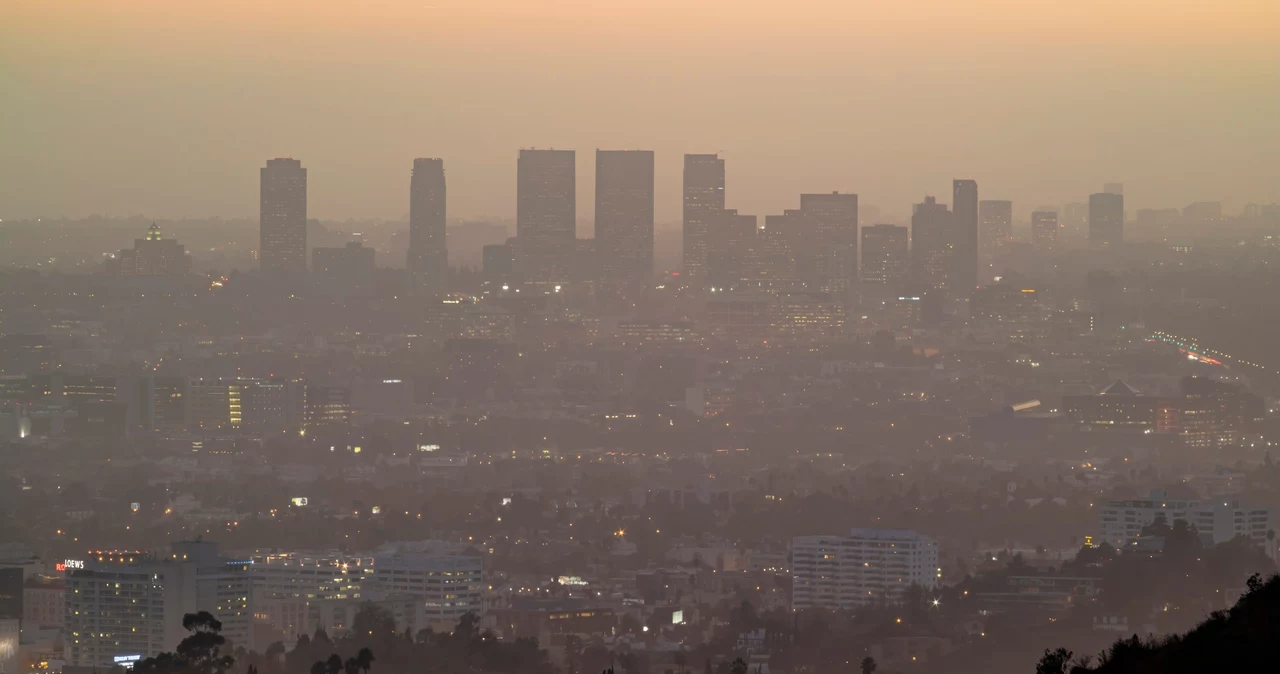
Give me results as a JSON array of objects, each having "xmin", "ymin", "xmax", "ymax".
[{"xmin": 3, "ymin": 0, "xmax": 1278, "ymax": 228}]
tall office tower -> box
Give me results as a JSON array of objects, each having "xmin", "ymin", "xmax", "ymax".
[
  {"xmin": 408, "ymin": 158, "xmax": 447, "ymax": 294},
  {"xmin": 798, "ymin": 192, "xmax": 859, "ymax": 293},
  {"xmin": 595, "ymin": 150, "xmax": 655, "ymax": 283},
  {"xmin": 1103, "ymin": 182, "xmax": 1124, "ymax": 196},
  {"xmin": 860, "ymin": 225, "xmax": 910, "ymax": 293},
  {"xmin": 260, "ymin": 158, "xmax": 308, "ymax": 275},
  {"xmin": 911, "ymin": 196, "xmax": 955, "ymax": 291},
  {"xmin": 952, "ymin": 180, "xmax": 979, "ymax": 291},
  {"xmin": 64, "ymin": 541, "xmax": 254, "ymax": 667},
  {"xmin": 978, "ymin": 200, "xmax": 1012, "ymax": 251},
  {"xmin": 706, "ymin": 209, "xmax": 758, "ymax": 287},
  {"xmin": 1063, "ymin": 202, "xmax": 1088, "ymax": 240},
  {"xmin": 791, "ymin": 529, "xmax": 940, "ymax": 610},
  {"xmin": 516, "ymin": 149, "xmax": 576, "ymax": 282},
  {"xmin": 682, "ymin": 154, "xmax": 726, "ymax": 281},
  {"xmin": 1089, "ymin": 192, "xmax": 1125, "ymax": 247},
  {"xmin": 1031, "ymin": 211, "xmax": 1059, "ymax": 247}
]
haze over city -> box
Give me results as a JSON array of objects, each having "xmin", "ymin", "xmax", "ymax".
[
  {"xmin": 4, "ymin": 0, "xmax": 1279, "ymax": 223},
  {"xmin": 4, "ymin": 3, "xmax": 1280, "ymax": 674}
]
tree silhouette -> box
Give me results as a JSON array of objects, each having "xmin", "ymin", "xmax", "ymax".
[
  {"xmin": 728, "ymin": 658, "xmax": 748, "ymax": 674},
  {"xmin": 860, "ymin": 656, "xmax": 877, "ymax": 674},
  {"xmin": 1034, "ymin": 648, "xmax": 1073, "ymax": 674},
  {"xmin": 134, "ymin": 612, "xmax": 234, "ymax": 674}
]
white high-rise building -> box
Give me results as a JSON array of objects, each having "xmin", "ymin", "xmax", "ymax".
[
  {"xmin": 64, "ymin": 542, "xmax": 253, "ymax": 668},
  {"xmin": 1098, "ymin": 491, "xmax": 1276, "ymax": 559},
  {"xmin": 792, "ymin": 529, "xmax": 939, "ymax": 610}
]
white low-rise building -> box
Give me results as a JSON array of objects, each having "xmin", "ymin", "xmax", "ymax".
[{"xmin": 1099, "ymin": 490, "xmax": 1276, "ymax": 559}]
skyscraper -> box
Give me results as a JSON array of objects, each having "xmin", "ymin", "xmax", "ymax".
[
  {"xmin": 706, "ymin": 209, "xmax": 758, "ymax": 287},
  {"xmin": 978, "ymin": 199, "xmax": 1012, "ymax": 251},
  {"xmin": 1031, "ymin": 211, "xmax": 1059, "ymax": 247},
  {"xmin": 911, "ymin": 196, "xmax": 954, "ymax": 291},
  {"xmin": 1063, "ymin": 202, "xmax": 1089, "ymax": 240},
  {"xmin": 682, "ymin": 154, "xmax": 726, "ymax": 281},
  {"xmin": 516, "ymin": 149, "xmax": 576, "ymax": 282},
  {"xmin": 260, "ymin": 158, "xmax": 307, "ymax": 274},
  {"xmin": 408, "ymin": 158, "xmax": 447, "ymax": 294},
  {"xmin": 952, "ymin": 179, "xmax": 979, "ymax": 291},
  {"xmin": 594, "ymin": 150, "xmax": 655, "ymax": 283},
  {"xmin": 798, "ymin": 192, "xmax": 859, "ymax": 293},
  {"xmin": 1103, "ymin": 182, "xmax": 1124, "ymax": 196},
  {"xmin": 860, "ymin": 224, "xmax": 909, "ymax": 293},
  {"xmin": 1089, "ymin": 192, "xmax": 1124, "ymax": 247}
]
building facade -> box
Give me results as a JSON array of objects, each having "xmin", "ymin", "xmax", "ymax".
[
  {"xmin": 594, "ymin": 150, "xmax": 655, "ymax": 284},
  {"xmin": 792, "ymin": 529, "xmax": 940, "ymax": 610},
  {"xmin": 408, "ymin": 158, "xmax": 448, "ymax": 294},
  {"xmin": 260, "ymin": 158, "xmax": 308, "ymax": 275}
]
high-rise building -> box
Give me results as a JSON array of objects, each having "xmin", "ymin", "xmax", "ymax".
[
  {"xmin": 952, "ymin": 180, "xmax": 979, "ymax": 292},
  {"xmin": 682, "ymin": 154, "xmax": 726, "ymax": 281},
  {"xmin": 1103, "ymin": 182, "xmax": 1124, "ymax": 196},
  {"xmin": 248, "ymin": 552, "xmax": 370, "ymax": 642},
  {"xmin": 910, "ymin": 196, "xmax": 954, "ymax": 292},
  {"xmin": 798, "ymin": 192, "xmax": 859, "ymax": 293},
  {"xmin": 516, "ymin": 149, "xmax": 576, "ymax": 283},
  {"xmin": 706, "ymin": 209, "xmax": 757, "ymax": 287},
  {"xmin": 595, "ymin": 150, "xmax": 655, "ymax": 283},
  {"xmin": 860, "ymin": 225, "xmax": 909, "ymax": 293},
  {"xmin": 260, "ymin": 158, "xmax": 308, "ymax": 275},
  {"xmin": 408, "ymin": 158, "xmax": 447, "ymax": 294},
  {"xmin": 1061, "ymin": 202, "xmax": 1088, "ymax": 241},
  {"xmin": 978, "ymin": 200, "xmax": 1012, "ymax": 251},
  {"xmin": 792, "ymin": 529, "xmax": 940, "ymax": 610},
  {"xmin": 112, "ymin": 223, "xmax": 191, "ymax": 276},
  {"xmin": 1031, "ymin": 211, "xmax": 1059, "ymax": 247},
  {"xmin": 64, "ymin": 541, "xmax": 254, "ymax": 667},
  {"xmin": 1089, "ymin": 192, "xmax": 1124, "ymax": 247},
  {"xmin": 313, "ymin": 242, "xmax": 376, "ymax": 299}
]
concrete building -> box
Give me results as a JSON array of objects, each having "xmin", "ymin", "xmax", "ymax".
[
  {"xmin": 64, "ymin": 541, "xmax": 254, "ymax": 668},
  {"xmin": 594, "ymin": 150, "xmax": 655, "ymax": 283},
  {"xmin": 408, "ymin": 158, "xmax": 448, "ymax": 294},
  {"xmin": 682, "ymin": 154, "xmax": 726, "ymax": 282},
  {"xmin": 1098, "ymin": 491, "xmax": 1276, "ymax": 559},
  {"xmin": 260, "ymin": 158, "xmax": 308, "ymax": 275},
  {"xmin": 371, "ymin": 549, "xmax": 483, "ymax": 629},
  {"xmin": 112, "ymin": 223, "xmax": 191, "ymax": 276},
  {"xmin": 792, "ymin": 529, "xmax": 939, "ymax": 610},
  {"xmin": 516, "ymin": 149, "xmax": 576, "ymax": 283}
]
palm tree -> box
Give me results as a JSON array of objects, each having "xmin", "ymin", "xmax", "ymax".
[
  {"xmin": 729, "ymin": 658, "xmax": 748, "ymax": 674},
  {"xmin": 860, "ymin": 657, "xmax": 877, "ymax": 674},
  {"xmin": 325, "ymin": 653, "xmax": 343, "ymax": 674}
]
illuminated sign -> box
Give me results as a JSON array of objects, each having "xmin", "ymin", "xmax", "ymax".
[
  {"xmin": 115, "ymin": 655, "xmax": 143, "ymax": 669},
  {"xmin": 557, "ymin": 575, "xmax": 588, "ymax": 586},
  {"xmin": 501, "ymin": 497, "xmax": 512, "ymax": 507},
  {"xmin": 63, "ymin": 559, "xmax": 84, "ymax": 570},
  {"xmin": 291, "ymin": 497, "xmax": 308, "ymax": 507},
  {"xmin": 371, "ymin": 506, "xmax": 381, "ymax": 515},
  {"xmin": 417, "ymin": 444, "xmax": 440, "ymax": 452},
  {"xmin": 672, "ymin": 610, "xmax": 684, "ymax": 625},
  {"xmin": 131, "ymin": 503, "xmax": 140, "ymax": 512}
]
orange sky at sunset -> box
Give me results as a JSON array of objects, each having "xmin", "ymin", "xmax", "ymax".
[{"xmin": 3, "ymin": 0, "xmax": 1277, "ymax": 223}]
